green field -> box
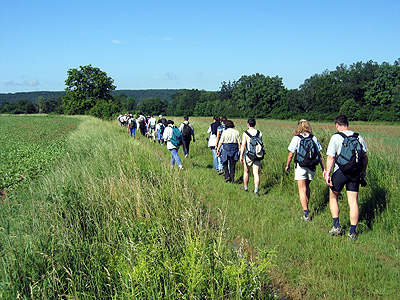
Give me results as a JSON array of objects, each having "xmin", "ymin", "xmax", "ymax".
[{"xmin": 1, "ymin": 115, "xmax": 399, "ymax": 299}]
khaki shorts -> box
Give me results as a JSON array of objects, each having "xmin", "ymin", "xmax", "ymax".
[
  {"xmin": 294, "ymin": 166, "xmax": 315, "ymax": 181},
  {"xmin": 244, "ymin": 155, "xmax": 262, "ymax": 167}
]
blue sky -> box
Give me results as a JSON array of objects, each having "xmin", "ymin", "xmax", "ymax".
[{"xmin": 1, "ymin": 0, "xmax": 399, "ymax": 94}]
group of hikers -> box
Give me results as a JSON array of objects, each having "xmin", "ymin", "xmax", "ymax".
[{"xmin": 118, "ymin": 113, "xmax": 368, "ymax": 240}]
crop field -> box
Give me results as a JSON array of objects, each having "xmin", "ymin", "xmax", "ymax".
[
  {"xmin": 1, "ymin": 115, "xmax": 399, "ymax": 299},
  {"xmin": 0, "ymin": 115, "xmax": 82, "ymax": 192}
]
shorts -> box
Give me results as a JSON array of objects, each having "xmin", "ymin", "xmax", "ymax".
[
  {"xmin": 294, "ymin": 166, "xmax": 315, "ymax": 181},
  {"xmin": 331, "ymin": 169, "xmax": 359, "ymax": 192},
  {"xmin": 244, "ymin": 155, "xmax": 261, "ymax": 167}
]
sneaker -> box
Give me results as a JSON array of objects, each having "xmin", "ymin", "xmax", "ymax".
[
  {"xmin": 254, "ymin": 191, "xmax": 259, "ymax": 196},
  {"xmin": 301, "ymin": 215, "xmax": 310, "ymax": 222},
  {"xmin": 328, "ymin": 226, "xmax": 342, "ymax": 236},
  {"xmin": 178, "ymin": 166, "xmax": 184, "ymax": 172},
  {"xmin": 348, "ymin": 232, "xmax": 358, "ymax": 240},
  {"xmin": 240, "ymin": 186, "xmax": 248, "ymax": 192},
  {"xmin": 218, "ymin": 170, "xmax": 224, "ymax": 175}
]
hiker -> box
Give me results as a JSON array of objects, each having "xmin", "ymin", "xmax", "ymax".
[
  {"xmin": 127, "ymin": 115, "xmax": 137, "ymax": 138},
  {"xmin": 179, "ymin": 116, "xmax": 195, "ymax": 158},
  {"xmin": 163, "ymin": 120, "xmax": 183, "ymax": 171},
  {"xmin": 240, "ymin": 118, "xmax": 264, "ymax": 195},
  {"xmin": 207, "ymin": 116, "xmax": 221, "ymax": 173},
  {"xmin": 285, "ymin": 119, "xmax": 326, "ymax": 221},
  {"xmin": 137, "ymin": 112, "xmax": 147, "ymax": 137},
  {"xmin": 216, "ymin": 120, "xmax": 241, "ymax": 183},
  {"xmin": 156, "ymin": 119, "xmax": 165, "ymax": 145},
  {"xmin": 147, "ymin": 115, "xmax": 157, "ymax": 142},
  {"xmin": 324, "ymin": 114, "xmax": 368, "ymax": 240},
  {"xmin": 215, "ymin": 116, "xmax": 227, "ymax": 174},
  {"xmin": 159, "ymin": 114, "xmax": 168, "ymax": 128}
]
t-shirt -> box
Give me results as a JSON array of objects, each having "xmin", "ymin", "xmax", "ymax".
[
  {"xmin": 219, "ymin": 128, "xmax": 241, "ymax": 145},
  {"xmin": 326, "ymin": 130, "xmax": 368, "ymax": 172},
  {"xmin": 288, "ymin": 133, "xmax": 322, "ymax": 154}
]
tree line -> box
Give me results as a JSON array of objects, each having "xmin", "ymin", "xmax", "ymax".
[{"xmin": 1, "ymin": 60, "xmax": 399, "ymax": 121}]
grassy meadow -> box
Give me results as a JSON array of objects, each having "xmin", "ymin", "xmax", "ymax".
[{"xmin": 1, "ymin": 115, "xmax": 399, "ymax": 299}]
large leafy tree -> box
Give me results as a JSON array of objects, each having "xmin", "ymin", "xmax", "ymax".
[
  {"xmin": 62, "ymin": 65, "xmax": 116, "ymax": 115},
  {"xmin": 232, "ymin": 73, "xmax": 286, "ymax": 118}
]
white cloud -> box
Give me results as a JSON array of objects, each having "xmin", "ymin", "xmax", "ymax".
[
  {"xmin": 162, "ymin": 36, "xmax": 173, "ymax": 41},
  {"xmin": 2, "ymin": 78, "xmax": 39, "ymax": 87},
  {"xmin": 112, "ymin": 39, "xmax": 123, "ymax": 44}
]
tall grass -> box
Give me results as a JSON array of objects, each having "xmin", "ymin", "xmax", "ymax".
[
  {"xmin": 178, "ymin": 117, "xmax": 399, "ymax": 299},
  {"xmin": 0, "ymin": 117, "xmax": 275, "ymax": 299},
  {"xmin": 2, "ymin": 116, "xmax": 399, "ymax": 299}
]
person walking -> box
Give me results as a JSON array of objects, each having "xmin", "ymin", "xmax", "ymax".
[
  {"xmin": 207, "ymin": 116, "xmax": 221, "ymax": 172},
  {"xmin": 215, "ymin": 116, "xmax": 227, "ymax": 174},
  {"xmin": 285, "ymin": 119, "xmax": 326, "ymax": 221},
  {"xmin": 156, "ymin": 119, "xmax": 165, "ymax": 145},
  {"xmin": 216, "ymin": 120, "xmax": 241, "ymax": 183},
  {"xmin": 127, "ymin": 114, "xmax": 137, "ymax": 138},
  {"xmin": 240, "ymin": 118, "xmax": 264, "ymax": 195},
  {"xmin": 163, "ymin": 120, "xmax": 183, "ymax": 171},
  {"xmin": 179, "ymin": 116, "xmax": 195, "ymax": 158},
  {"xmin": 325, "ymin": 114, "xmax": 368, "ymax": 240},
  {"xmin": 137, "ymin": 113, "xmax": 147, "ymax": 137},
  {"xmin": 147, "ymin": 115, "xmax": 157, "ymax": 142}
]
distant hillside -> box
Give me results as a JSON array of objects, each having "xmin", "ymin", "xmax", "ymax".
[{"xmin": 0, "ymin": 89, "xmax": 181, "ymax": 105}]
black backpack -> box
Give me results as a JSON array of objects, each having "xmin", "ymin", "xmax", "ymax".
[
  {"xmin": 245, "ymin": 130, "xmax": 265, "ymax": 161},
  {"xmin": 335, "ymin": 132, "xmax": 364, "ymax": 179},
  {"xmin": 182, "ymin": 123, "xmax": 192, "ymax": 136},
  {"xmin": 294, "ymin": 134, "xmax": 319, "ymax": 171}
]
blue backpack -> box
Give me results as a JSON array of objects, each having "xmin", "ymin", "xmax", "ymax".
[
  {"xmin": 170, "ymin": 126, "xmax": 182, "ymax": 146},
  {"xmin": 335, "ymin": 132, "xmax": 364, "ymax": 179},
  {"xmin": 294, "ymin": 134, "xmax": 319, "ymax": 171}
]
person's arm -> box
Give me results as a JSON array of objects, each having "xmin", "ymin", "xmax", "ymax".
[
  {"xmin": 285, "ymin": 152, "xmax": 294, "ymax": 173},
  {"xmin": 361, "ymin": 152, "xmax": 368, "ymax": 178},
  {"xmin": 191, "ymin": 124, "xmax": 195, "ymax": 142},
  {"xmin": 318, "ymin": 152, "xmax": 327, "ymax": 178},
  {"xmin": 240, "ymin": 133, "xmax": 247, "ymax": 164},
  {"xmin": 325, "ymin": 156, "xmax": 335, "ymax": 186}
]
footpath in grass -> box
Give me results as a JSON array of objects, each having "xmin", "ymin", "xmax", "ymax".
[{"xmin": 140, "ymin": 117, "xmax": 400, "ymax": 300}]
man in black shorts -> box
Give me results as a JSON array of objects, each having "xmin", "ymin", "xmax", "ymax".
[{"xmin": 325, "ymin": 115, "xmax": 368, "ymax": 240}]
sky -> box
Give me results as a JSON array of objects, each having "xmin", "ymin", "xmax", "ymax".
[{"xmin": 1, "ymin": 0, "xmax": 399, "ymax": 94}]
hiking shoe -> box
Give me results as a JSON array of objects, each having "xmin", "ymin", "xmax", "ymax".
[
  {"xmin": 348, "ymin": 232, "xmax": 358, "ymax": 240},
  {"xmin": 328, "ymin": 226, "xmax": 342, "ymax": 236},
  {"xmin": 301, "ymin": 215, "xmax": 310, "ymax": 222}
]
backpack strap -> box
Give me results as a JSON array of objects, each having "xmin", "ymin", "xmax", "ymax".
[
  {"xmin": 336, "ymin": 131, "xmax": 359, "ymax": 140},
  {"xmin": 244, "ymin": 130, "xmax": 259, "ymax": 138}
]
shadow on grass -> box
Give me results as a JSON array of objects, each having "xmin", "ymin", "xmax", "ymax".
[
  {"xmin": 359, "ymin": 176, "xmax": 388, "ymax": 229},
  {"xmin": 311, "ymin": 184, "xmax": 330, "ymax": 216}
]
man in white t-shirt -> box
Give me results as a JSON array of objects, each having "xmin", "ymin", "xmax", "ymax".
[
  {"xmin": 325, "ymin": 114, "xmax": 368, "ymax": 240},
  {"xmin": 240, "ymin": 118, "xmax": 262, "ymax": 195}
]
